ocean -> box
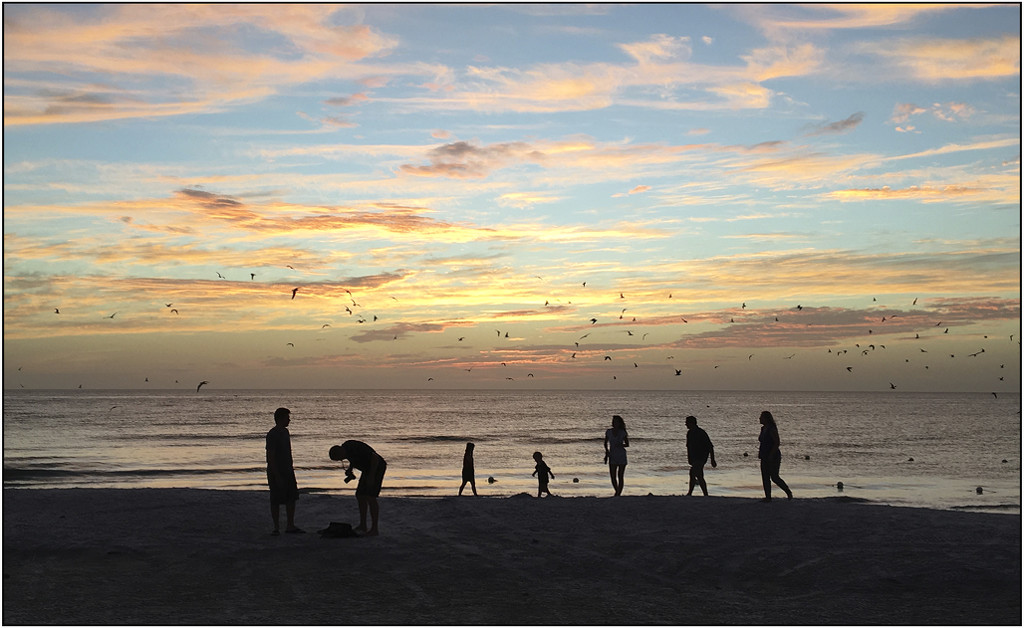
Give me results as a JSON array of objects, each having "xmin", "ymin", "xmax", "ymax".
[{"xmin": 3, "ymin": 389, "xmax": 1020, "ymax": 513}]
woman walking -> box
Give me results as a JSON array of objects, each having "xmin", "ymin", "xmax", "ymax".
[
  {"xmin": 758, "ymin": 410, "xmax": 793, "ymax": 501},
  {"xmin": 604, "ymin": 415, "xmax": 630, "ymax": 496}
]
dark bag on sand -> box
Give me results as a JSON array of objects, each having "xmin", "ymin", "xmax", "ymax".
[{"xmin": 318, "ymin": 521, "xmax": 358, "ymax": 538}]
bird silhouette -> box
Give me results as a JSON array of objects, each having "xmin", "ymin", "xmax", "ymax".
[
  {"xmin": 674, "ymin": 369, "xmax": 681, "ymax": 376},
  {"xmin": 291, "ymin": 288, "xmax": 298, "ymax": 299},
  {"xmin": 54, "ymin": 308, "xmax": 59, "ymax": 314},
  {"xmin": 196, "ymin": 381, "xmax": 209, "ymax": 392},
  {"xmin": 170, "ymin": 309, "xmax": 178, "ymax": 314},
  {"xmin": 250, "ymin": 273, "xmax": 255, "ymax": 280}
]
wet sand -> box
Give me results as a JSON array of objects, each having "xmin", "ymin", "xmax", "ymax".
[{"xmin": 2, "ymin": 488, "xmax": 1020, "ymax": 625}]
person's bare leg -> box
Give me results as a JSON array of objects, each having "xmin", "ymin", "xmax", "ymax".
[
  {"xmin": 470, "ymin": 479, "xmax": 478, "ymax": 496},
  {"xmin": 687, "ymin": 468, "xmax": 696, "ymax": 496},
  {"xmin": 459, "ymin": 480, "xmax": 466, "ymax": 495},
  {"xmin": 367, "ymin": 497, "xmax": 379, "ymax": 536},
  {"xmin": 616, "ymin": 465, "xmax": 626, "ymax": 496},
  {"xmin": 356, "ymin": 496, "xmax": 369, "ymax": 532},
  {"xmin": 285, "ymin": 502, "xmax": 299, "ymax": 531},
  {"xmin": 271, "ymin": 503, "xmax": 281, "ymax": 533}
]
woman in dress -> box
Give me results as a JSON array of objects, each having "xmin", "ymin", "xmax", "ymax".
[
  {"xmin": 604, "ymin": 414, "xmax": 630, "ymax": 496},
  {"xmin": 758, "ymin": 410, "xmax": 793, "ymax": 501}
]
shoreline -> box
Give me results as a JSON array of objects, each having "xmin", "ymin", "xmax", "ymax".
[{"xmin": 4, "ymin": 488, "xmax": 1020, "ymax": 625}]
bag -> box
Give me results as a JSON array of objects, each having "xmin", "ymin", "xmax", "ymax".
[{"xmin": 318, "ymin": 521, "xmax": 359, "ymax": 538}]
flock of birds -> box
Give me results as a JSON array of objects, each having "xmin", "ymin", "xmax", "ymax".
[{"xmin": 36, "ymin": 272, "xmax": 1019, "ymax": 394}]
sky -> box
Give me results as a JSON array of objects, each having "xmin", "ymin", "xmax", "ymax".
[{"xmin": 3, "ymin": 2, "xmax": 1021, "ymax": 392}]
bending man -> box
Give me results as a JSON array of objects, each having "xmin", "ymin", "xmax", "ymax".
[{"xmin": 329, "ymin": 440, "xmax": 387, "ymax": 536}]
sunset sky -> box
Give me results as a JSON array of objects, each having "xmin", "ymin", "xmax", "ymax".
[{"xmin": 3, "ymin": 3, "xmax": 1020, "ymax": 392}]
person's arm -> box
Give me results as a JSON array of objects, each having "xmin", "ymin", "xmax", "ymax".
[
  {"xmin": 603, "ymin": 432, "xmax": 610, "ymax": 463},
  {"xmin": 709, "ymin": 438, "xmax": 717, "ymax": 468},
  {"xmin": 623, "ymin": 431, "xmax": 629, "ymax": 448}
]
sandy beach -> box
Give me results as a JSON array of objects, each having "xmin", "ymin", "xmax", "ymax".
[{"xmin": 2, "ymin": 488, "xmax": 1020, "ymax": 625}]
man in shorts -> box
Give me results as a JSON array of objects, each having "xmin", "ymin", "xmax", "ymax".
[
  {"xmin": 329, "ymin": 440, "xmax": 387, "ymax": 536},
  {"xmin": 266, "ymin": 407, "xmax": 303, "ymax": 535},
  {"xmin": 685, "ymin": 415, "xmax": 717, "ymax": 496}
]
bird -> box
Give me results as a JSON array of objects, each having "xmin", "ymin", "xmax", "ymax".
[
  {"xmin": 590, "ymin": 318, "xmax": 597, "ymax": 325},
  {"xmin": 291, "ymin": 288, "xmax": 298, "ymax": 299},
  {"xmin": 487, "ymin": 476, "xmax": 497, "ymax": 484},
  {"xmin": 287, "ymin": 343, "xmax": 294, "ymax": 347},
  {"xmin": 107, "ymin": 312, "xmax": 117, "ymax": 319},
  {"xmin": 890, "ymin": 383, "xmax": 897, "ymax": 390},
  {"xmin": 217, "ymin": 272, "xmax": 225, "ymax": 279},
  {"xmin": 322, "ymin": 324, "xmax": 331, "ymax": 329},
  {"xmin": 54, "ymin": 308, "xmax": 60, "ymax": 314},
  {"xmin": 846, "ymin": 367, "xmax": 853, "ymax": 372},
  {"xmin": 674, "ymin": 369, "xmax": 681, "ymax": 376},
  {"xmin": 742, "ymin": 302, "xmax": 746, "ymax": 309},
  {"xmin": 196, "ymin": 381, "xmax": 209, "ymax": 392},
  {"xmin": 912, "ymin": 298, "xmax": 918, "ymax": 305},
  {"xmin": 170, "ymin": 309, "xmax": 178, "ymax": 314},
  {"xmin": 250, "ymin": 273, "xmax": 255, "ymax": 280},
  {"xmin": 604, "ymin": 356, "xmax": 612, "ymax": 361},
  {"xmin": 458, "ymin": 337, "xmax": 465, "ymax": 342}
]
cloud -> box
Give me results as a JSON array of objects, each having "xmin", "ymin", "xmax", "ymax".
[
  {"xmin": 805, "ymin": 112, "xmax": 864, "ymax": 136},
  {"xmin": 860, "ymin": 35, "xmax": 1020, "ymax": 82},
  {"xmin": 2, "ymin": 5, "xmax": 401, "ymax": 126},
  {"xmin": 628, "ymin": 185, "xmax": 651, "ymax": 195},
  {"xmin": 398, "ymin": 140, "xmax": 540, "ymax": 178}
]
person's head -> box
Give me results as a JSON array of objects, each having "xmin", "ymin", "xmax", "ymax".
[
  {"xmin": 274, "ymin": 407, "xmax": 291, "ymax": 427},
  {"xmin": 759, "ymin": 410, "xmax": 775, "ymax": 426},
  {"xmin": 466, "ymin": 442, "xmax": 475, "ymax": 452},
  {"xmin": 685, "ymin": 415, "xmax": 697, "ymax": 429},
  {"xmin": 329, "ymin": 444, "xmax": 347, "ymax": 461},
  {"xmin": 612, "ymin": 414, "xmax": 626, "ymax": 431},
  {"xmin": 533, "ymin": 451, "xmax": 543, "ymax": 462}
]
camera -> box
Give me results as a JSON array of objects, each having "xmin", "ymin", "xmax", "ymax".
[{"xmin": 344, "ymin": 469, "xmax": 356, "ymax": 484}]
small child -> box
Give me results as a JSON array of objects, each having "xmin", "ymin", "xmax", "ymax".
[
  {"xmin": 532, "ymin": 451, "xmax": 554, "ymax": 497},
  {"xmin": 459, "ymin": 442, "xmax": 478, "ymax": 496}
]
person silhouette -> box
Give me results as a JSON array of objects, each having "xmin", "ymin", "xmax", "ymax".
[
  {"xmin": 459, "ymin": 442, "xmax": 478, "ymax": 496},
  {"xmin": 685, "ymin": 415, "xmax": 717, "ymax": 496},
  {"xmin": 532, "ymin": 451, "xmax": 554, "ymax": 497},
  {"xmin": 329, "ymin": 440, "xmax": 387, "ymax": 535},
  {"xmin": 604, "ymin": 415, "xmax": 630, "ymax": 496},
  {"xmin": 758, "ymin": 410, "xmax": 793, "ymax": 501},
  {"xmin": 266, "ymin": 407, "xmax": 303, "ymax": 535}
]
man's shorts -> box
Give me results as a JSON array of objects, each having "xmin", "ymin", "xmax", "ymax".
[
  {"xmin": 356, "ymin": 457, "xmax": 387, "ymax": 497},
  {"xmin": 268, "ymin": 471, "xmax": 299, "ymax": 506}
]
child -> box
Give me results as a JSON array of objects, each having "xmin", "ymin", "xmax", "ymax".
[
  {"xmin": 459, "ymin": 442, "xmax": 478, "ymax": 496},
  {"xmin": 532, "ymin": 451, "xmax": 554, "ymax": 497}
]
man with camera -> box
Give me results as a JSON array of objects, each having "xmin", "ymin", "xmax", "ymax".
[{"xmin": 329, "ymin": 440, "xmax": 387, "ymax": 536}]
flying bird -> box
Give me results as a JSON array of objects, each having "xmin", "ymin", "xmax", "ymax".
[
  {"xmin": 171, "ymin": 309, "xmax": 178, "ymax": 314},
  {"xmin": 250, "ymin": 273, "xmax": 255, "ymax": 280},
  {"xmin": 54, "ymin": 308, "xmax": 59, "ymax": 314},
  {"xmin": 674, "ymin": 369, "xmax": 681, "ymax": 376},
  {"xmin": 604, "ymin": 356, "xmax": 612, "ymax": 360},
  {"xmin": 291, "ymin": 288, "xmax": 298, "ymax": 299},
  {"xmin": 590, "ymin": 318, "xmax": 597, "ymax": 325},
  {"xmin": 107, "ymin": 312, "xmax": 117, "ymax": 319},
  {"xmin": 217, "ymin": 272, "xmax": 225, "ymax": 279},
  {"xmin": 196, "ymin": 381, "xmax": 208, "ymax": 392}
]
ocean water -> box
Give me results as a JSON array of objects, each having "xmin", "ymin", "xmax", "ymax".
[{"xmin": 3, "ymin": 389, "xmax": 1020, "ymax": 513}]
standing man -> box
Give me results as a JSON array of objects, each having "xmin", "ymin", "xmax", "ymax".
[
  {"xmin": 267, "ymin": 407, "xmax": 303, "ymax": 535},
  {"xmin": 329, "ymin": 440, "xmax": 387, "ymax": 536},
  {"xmin": 685, "ymin": 415, "xmax": 717, "ymax": 496}
]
